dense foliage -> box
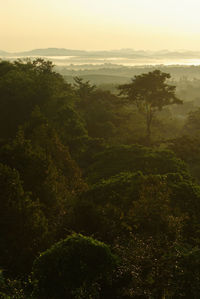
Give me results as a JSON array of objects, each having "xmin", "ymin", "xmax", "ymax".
[
  {"xmin": 118, "ymin": 70, "xmax": 182, "ymax": 141},
  {"xmin": 32, "ymin": 234, "xmax": 118, "ymax": 299},
  {"xmin": 1, "ymin": 59, "xmax": 200, "ymax": 298}
]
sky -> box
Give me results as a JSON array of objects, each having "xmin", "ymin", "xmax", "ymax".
[{"xmin": 1, "ymin": 0, "xmax": 200, "ymax": 52}]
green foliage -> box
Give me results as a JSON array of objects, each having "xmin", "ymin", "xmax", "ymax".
[
  {"xmin": 32, "ymin": 234, "xmax": 118, "ymax": 299},
  {"xmin": 0, "ymin": 270, "xmax": 27, "ymax": 299},
  {"xmin": 168, "ymin": 109, "xmax": 200, "ymax": 182},
  {"xmin": 168, "ymin": 135, "xmax": 200, "ymax": 181},
  {"xmin": 184, "ymin": 107, "xmax": 200, "ymax": 136},
  {"xmin": 0, "ymin": 127, "xmax": 86, "ymax": 223},
  {"xmin": 70, "ymin": 172, "xmax": 196, "ymax": 240},
  {"xmin": 22, "ymin": 108, "xmax": 87, "ymax": 196},
  {"xmin": 1, "ymin": 59, "xmax": 200, "ymax": 297},
  {"xmin": 74, "ymin": 76, "xmax": 96, "ymax": 101},
  {"xmin": 67, "ymin": 172, "xmax": 146, "ymax": 240},
  {"xmin": 118, "ymin": 70, "xmax": 182, "ymax": 140},
  {"xmin": 0, "ymin": 269, "xmax": 8, "ymax": 298},
  {"xmin": 68, "ymin": 171, "xmax": 200, "ymax": 297},
  {"xmin": 0, "ymin": 61, "xmax": 37, "ymax": 138},
  {"xmin": 0, "ymin": 67, "xmax": 36, "ymax": 138},
  {"xmin": 0, "ymin": 59, "xmax": 78, "ymax": 141},
  {"xmin": 0, "ymin": 163, "xmax": 48, "ymax": 275},
  {"xmin": 86, "ymin": 144, "xmax": 189, "ymax": 183},
  {"xmin": 171, "ymin": 245, "xmax": 200, "ymax": 297},
  {"xmin": 115, "ymin": 236, "xmax": 200, "ymax": 298},
  {"xmin": 74, "ymin": 78, "xmax": 123, "ymax": 142},
  {"xmin": 52, "ymin": 104, "xmax": 89, "ymax": 159}
]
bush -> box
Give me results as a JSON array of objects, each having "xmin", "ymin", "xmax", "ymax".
[{"xmin": 32, "ymin": 234, "xmax": 118, "ymax": 298}]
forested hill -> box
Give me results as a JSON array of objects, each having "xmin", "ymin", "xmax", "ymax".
[{"xmin": 1, "ymin": 59, "xmax": 200, "ymax": 298}]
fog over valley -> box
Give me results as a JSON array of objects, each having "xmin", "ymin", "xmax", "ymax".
[{"xmin": 2, "ymin": 0, "xmax": 200, "ymax": 297}]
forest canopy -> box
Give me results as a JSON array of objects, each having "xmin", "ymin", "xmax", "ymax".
[{"xmin": 1, "ymin": 59, "xmax": 200, "ymax": 298}]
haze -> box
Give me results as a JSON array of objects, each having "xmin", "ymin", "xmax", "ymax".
[{"xmin": 1, "ymin": 0, "xmax": 200, "ymax": 52}]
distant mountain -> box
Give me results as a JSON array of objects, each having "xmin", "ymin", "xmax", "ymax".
[
  {"xmin": 154, "ymin": 50, "xmax": 200, "ymax": 59},
  {"xmin": 1, "ymin": 48, "xmax": 200, "ymax": 60},
  {"xmin": 13, "ymin": 48, "xmax": 151, "ymax": 58},
  {"xmin": 14, "ymin": 48, "xmax": 87, "ymax": 56}
]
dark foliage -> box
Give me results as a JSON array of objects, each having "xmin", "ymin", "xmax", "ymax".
[{"xmin": 1, "ymin": 60, "xmax": 200, "ymax": 297}]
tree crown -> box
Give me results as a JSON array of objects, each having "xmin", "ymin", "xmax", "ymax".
[{"xmin": 118, "ymin": 70, "xmax": 182, "ymax": 110}]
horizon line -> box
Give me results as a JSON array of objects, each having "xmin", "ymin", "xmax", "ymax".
[{"xmin": 2, "ymin": 47, "xmax": 200, "ymax": 54}]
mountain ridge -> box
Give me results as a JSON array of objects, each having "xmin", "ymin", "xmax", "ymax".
[{"xmin": 1, "ymin": 48, "xmax": 200, "ymax": 59}]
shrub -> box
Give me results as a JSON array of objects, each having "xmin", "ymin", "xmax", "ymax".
[{"xmin": 32, "ymin": 234, "xmax": 118, "ymax": 298}]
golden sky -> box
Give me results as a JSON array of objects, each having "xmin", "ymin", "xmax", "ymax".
[{"xmin": 1, "ymin": 0, "xmax": 200, "ymax": 52}]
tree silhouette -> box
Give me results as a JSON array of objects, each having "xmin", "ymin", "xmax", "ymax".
[{"xmin": 118, "ymin": 70, "xmax": 182, "ymax": 142}]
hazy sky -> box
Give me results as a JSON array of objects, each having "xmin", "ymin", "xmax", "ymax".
[{"xmin": 1, "ymin": 0, "xmax": 200, "ymax": 52}]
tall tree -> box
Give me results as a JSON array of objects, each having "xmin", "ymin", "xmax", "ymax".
[{"xmin": 118, "ymin": 70, "xmax": 182, "ymax": 141}]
